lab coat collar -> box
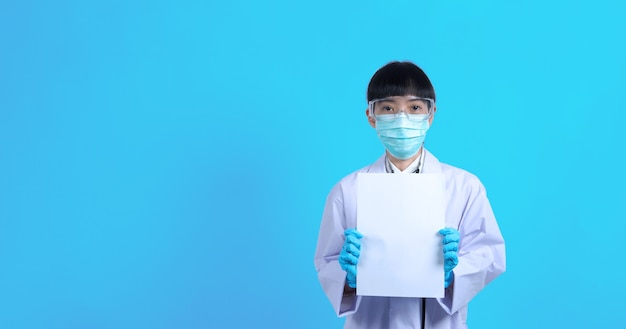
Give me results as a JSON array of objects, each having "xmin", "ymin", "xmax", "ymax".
[
  {"xmin": 367, "ymin": 148, "xmax": 442, "ymax": 174},
  {"xmin": 420, "ymin": 148, "xmax": 443, "ymax": 174}
]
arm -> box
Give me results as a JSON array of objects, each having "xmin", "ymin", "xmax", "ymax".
[
  {"xmin": 313, "ymin": 185, "xmax": 361, "ymax": 316},
  {"xmin": 436, "ymin": 181, "xmax": 506, "ymax": 314}
]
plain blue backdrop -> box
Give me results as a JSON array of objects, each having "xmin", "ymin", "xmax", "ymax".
[{"xmin": 1, "ymin": 0, "xmax": 625, "ymax": 328}]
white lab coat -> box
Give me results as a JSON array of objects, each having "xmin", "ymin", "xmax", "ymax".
[{"xmin": 314, "ymin": 149, "xmax": 506, "ymax": 329}]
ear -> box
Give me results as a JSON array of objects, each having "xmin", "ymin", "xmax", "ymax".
[
  {"xmin": 428, "ymin": 105, "xmax": 437, "ymax": 126},
  {"xmin": 366, "ymin": 108, "xmax": 376, "ymax": 128}
]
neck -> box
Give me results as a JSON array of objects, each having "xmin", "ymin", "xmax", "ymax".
[{"xmin": 387, "ymin": 148, "xmax": 422, "ymax": 172}]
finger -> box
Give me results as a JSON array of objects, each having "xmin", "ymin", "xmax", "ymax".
[
  {"xmin": 442, "ymin": 231, "xmax": 460, "ymax": 244},
  {"xmin": 439, "ymin": 228, "xmax": 460, "ymax": 239},
  {"xmin": 339, "ymin": 261, "xmax": 348, "ymax": 271},
  {"xmin": 344, "ymin": 264, "xmax": 357, "ymax": 277},
  {"xmin": 346, "ymin": 272, "xmax": 357, "ymax": 288},
  {"xmin": 444, "ymin": 251, "xmax": 458, "ymax": 263},
  {"xmin": 443, "ymin": 242, "xmax": 458, "ymax": 253},
  {"xmin": 443, "ymin": 234, "xmax": 460, "ymax": 245},
  {"xmin": 444, "ymin": 252, "xmax": 458, "ymax": 272},
  {"xmin": 444, "ymin": 271, "xmax": 454, "ymax": 288},
  {"xmin": 444, "ymin": 263, "xmax": 457, "ymax": 273},
  {"xmin": 445, "ymin": 263, "xmax": 457, "ymax": 273},
  {"xmin": 339, "ymin": 256, "xmax": 352, "ymax": 271},
  {"xmin": 345, "ymin": 235, "xmax": 361, "ymax": 249},
  {"xmin": 344, "ymin": 243, "xmax": 361, "ymax": 257},
  {"xmin": 345, "ymin": 229, "xmax": 363, "ymax": 239},
  {"xmin": 340, "ymin": 251, "xmax": 359, "ymax": 265}
]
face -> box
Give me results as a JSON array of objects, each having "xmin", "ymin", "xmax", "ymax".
[{"xmin": 365, "ymin": 95, "xmax": 436, "ymax": 128}]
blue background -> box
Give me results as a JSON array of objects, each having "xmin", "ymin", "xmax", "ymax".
[{"xmin": 1, "ymin": 0, "xmax": 625, "ymax": 328}]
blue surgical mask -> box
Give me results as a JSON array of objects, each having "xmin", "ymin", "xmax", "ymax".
[{"xmin": 375, "ymin": 115, "xmax": 430, "ymax": 160}]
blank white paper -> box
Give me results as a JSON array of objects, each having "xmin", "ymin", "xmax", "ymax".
[{"xmin": 356, "ymin": 173, "xmax": 445, "ymax": 298}]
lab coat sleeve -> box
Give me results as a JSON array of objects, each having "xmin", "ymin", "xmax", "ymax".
[
  {"xmin": 314, "ymin": 183, "xmax": 361, "ymax": 316},
  {"xmin": 436, "ymin": 179, "xmax": 506, "ymax": 314}
]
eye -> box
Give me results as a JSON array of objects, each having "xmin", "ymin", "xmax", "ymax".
[
  {"xmin": 410, "ymin": 105, "xmax": 422, "ymax": 111},
  {"xmin": 382, "ymin": 106, "xmax": 394, "ymax": 112}
]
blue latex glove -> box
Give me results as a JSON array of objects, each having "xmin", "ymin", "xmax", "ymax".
[
  {"xmin": 338, "ymin": 229, "xmax": 363, "ymax": 288},
  {"xmin": 439, "ymin": 228, "xmax": 460, "ymax": 288}
]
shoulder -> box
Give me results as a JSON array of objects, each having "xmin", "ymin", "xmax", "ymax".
[
  {"xmin": 425, "ymin": 149, "xmax": 484, "ymax": 190},
  {"xmin": 439, "ymin": 161, "xmax": 487, "ymax": 197},
  {"xmin": 440, "ymin": 162, "xmax": 482, "ymax": 185},
  {"xmin": 326, "ymin": 155, "xmax": 386, "ymax": 200}
]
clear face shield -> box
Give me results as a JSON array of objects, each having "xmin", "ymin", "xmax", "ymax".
[{"xmin": 368, "ymin": 96, "xmax": 435, "ymax": 122}]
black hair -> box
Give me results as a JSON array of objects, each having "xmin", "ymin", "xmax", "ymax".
[{"xmin": 367, "ymin": 61, "xmax": 436, "ymax": 103}]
